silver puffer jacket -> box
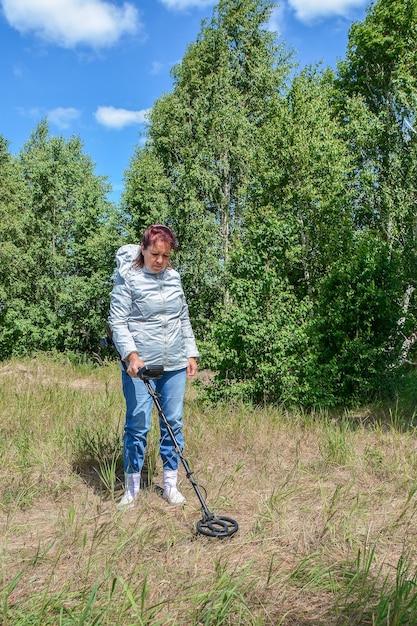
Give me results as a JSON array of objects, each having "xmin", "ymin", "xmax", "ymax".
[{"xmin": 108, "ymin": 244, "xmax": 200, "ymax": 370}]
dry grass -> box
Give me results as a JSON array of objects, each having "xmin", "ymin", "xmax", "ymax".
[{"xmin": 1, "ymin": 355, "xmax": 417, "ymax": 624}]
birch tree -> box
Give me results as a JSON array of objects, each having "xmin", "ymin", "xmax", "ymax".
[
  {"xmin": 1, "ymin": 120, "xmax": 122, "ymax": 357},
  {"xmin": 124, "ymin": 0, "xmax": 292, "ymax": 331},
  {"xmin": 337, "ymin": 0, "xmax": 417, "ymax": 366}
]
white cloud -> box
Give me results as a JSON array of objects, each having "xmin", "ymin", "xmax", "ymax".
[
  {"xmin": 288, "ymin": 0, "xmax": 367, "ymax": 22},
  {"xmin": 16, "ymin": 105, "xmax": 81, "ymax": 128},
  {"xmin": 158, "ymin": 0, "xmax": 214, "ymax": 10},
  {"xmin": 16, "ymin": 106, "xmax": 43, "ymax": 120},
  {"xmin": 95, "ymin": 106, "xmax": 150, "ymax": 129},
  {"xmin": 0, "ymin": 0, "xmax": 141, "ymax": 48},
  {"xmin": 266, "ymin": 5, "xmax": 286, "ymax": 34},
  {"xmin": 47, "ymin": 107, "xmax": 81, "ymax": 129},
  {"xmin": 12, "ymin": 63, "xmax": 25, "ymax": 78},
  {"xmin": 150, "ymin": 61, "xmax": 164, "ymax": 76}
]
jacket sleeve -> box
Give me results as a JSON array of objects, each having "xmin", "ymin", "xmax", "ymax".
[
  {"xmin": 108, "ymin": 278, "xmax": 138, "ymax": 362},
  {"xmin": 108, "ymin": 245, "xmax": 140, "ymax": 361},
  {"xmin": 179, "ymin": 293, "xmax": 200, "ymax": 359}
]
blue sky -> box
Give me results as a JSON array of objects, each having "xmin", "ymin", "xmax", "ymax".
[{"xmin": 0, "ymin": 0, "xmax": 369, "ymax": 204}]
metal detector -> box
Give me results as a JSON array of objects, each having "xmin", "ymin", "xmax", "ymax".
[{"xmin": 137, "ymin": 365, "xmax": 239, "ymax": 538}]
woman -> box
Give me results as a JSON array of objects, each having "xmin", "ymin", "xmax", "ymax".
[{"xmin": 109, "ymin": 225, "xmax": 199, "ymax": 511}]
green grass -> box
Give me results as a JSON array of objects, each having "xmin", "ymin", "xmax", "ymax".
[{"xmin": 2, "ymin": 354, "xmax": 417, "ymax": 624}]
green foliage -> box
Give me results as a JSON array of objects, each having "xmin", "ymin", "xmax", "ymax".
[
  {"xmin": 204, "ymin": 208, "xmax": 312, "ymax": 405},
  {"xmin": 204, "ymin": 67, "xmax": 357, "ymax": 406},
  {"xmin": 336, "ymin": 0, "xmax": 417, "ymax": 308},
  {"xmin": 256, "ymin": 67, "xmax": 354, "ymax": 295},
  {"xmin": 205, "ymin": 284, "xmax": 311, "ymax": 405},
  {"xmin": 122, "ymin": 148, "xmax": 171, "ymax": 238},
  {"xmin": 0, "ymin": 121, "xmax": 123, "ymax": 358},
  {"xmin": 0, "ymin": 137, "xmax": 29, "ymax": 353},
  {"xmin": 123, "ymin": 0, "xmax": 293, "ymax": 336},
  {"xmin": 2, "ymin": 0, "xmax": 417, "ymax": 409},
  {"xmin": 306, "ymin": 235, "xmax": 404, "ymax": 406},
  {"xmin": 340, "ymin": 0, "xmax": 417, "ymax": 112},
  {"xmin": 120, "ymin": 0, "xmax": 417, "ymax": 408}
]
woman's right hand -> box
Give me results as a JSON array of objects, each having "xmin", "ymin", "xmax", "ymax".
[{"xmin": 125, "ymin": 352, "xmax": 145, "ymax": 378}]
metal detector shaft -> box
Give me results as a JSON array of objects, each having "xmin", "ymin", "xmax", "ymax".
[
  {"xmin": 102, "ymin": 347, "xmax": 239, "ymax": 537},
  {"xmin": 143, "ymin": 379, "xmax": 213, "ymax": 519}
]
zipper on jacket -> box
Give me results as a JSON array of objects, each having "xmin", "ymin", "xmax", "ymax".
[{"xmin": 158, "ymin": 273, "xmax": 169, "ymax": 365}]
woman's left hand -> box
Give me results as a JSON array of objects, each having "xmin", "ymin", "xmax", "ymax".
[{"xmin": 186, "ymin": 357, "xmax": 198, "ymax": 377}]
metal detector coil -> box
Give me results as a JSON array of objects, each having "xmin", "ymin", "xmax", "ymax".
[
  {"xmin": 197, "ymin": 515, "xmax": 239, "ymax": 538},
  {"xmin": 138, "ymin": 365, "xmax": 239, "ymax": 539}
]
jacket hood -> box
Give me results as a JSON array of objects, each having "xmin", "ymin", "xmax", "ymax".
[{"xmin": 114, "ymin": 244, "xmax": 141, "ymax": 278}]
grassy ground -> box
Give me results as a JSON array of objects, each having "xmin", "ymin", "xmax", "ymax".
[{"xmin": 1, "ymin": 355, "xmax": 417, "ymax": 624}]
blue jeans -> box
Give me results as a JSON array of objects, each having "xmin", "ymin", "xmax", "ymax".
[{"xmin": 121, "ymin": 368, "xmax": 187, "ymax": 474}]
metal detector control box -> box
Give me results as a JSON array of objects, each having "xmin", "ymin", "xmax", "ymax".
[{"xmin": 137, "ymin": 365, "xmax": 164, "ymax": 381}]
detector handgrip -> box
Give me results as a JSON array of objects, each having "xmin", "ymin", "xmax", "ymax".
[{"xmin": 138, "ymin": 365, "xmax": 164, "ymax": 381}]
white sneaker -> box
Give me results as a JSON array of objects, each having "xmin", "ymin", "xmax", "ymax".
[
  {"xmin": 163, "ymin": 487, "xmax": 186, "ymax": 505},
  {"xmin": 117, "ymin": 491, "xmax": 136, "ymax": 511}
]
